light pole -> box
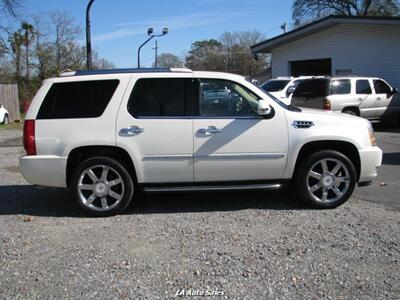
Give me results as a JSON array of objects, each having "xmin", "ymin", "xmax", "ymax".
[
  {"xmin": 137, "ymin": 27, "xmax": 168, "ymax": 68},
  {"xmin": 86, "ymin": 0, "xmax": 95, "ymax": 70}
]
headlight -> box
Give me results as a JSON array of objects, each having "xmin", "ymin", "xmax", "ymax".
[{"xmin": 367, "ymin": 122, "xmax": 376, "ymax": 146}]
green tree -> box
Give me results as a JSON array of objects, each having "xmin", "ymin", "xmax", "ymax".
[
  {"xmin": 21, "ymin": 22, "xmax": 35, "ymax": 88},
  {"xmin": 293, "ymin": 0, "xmax": 400, "ymax": 24},
  {"xmin": 9, "ymin": 29, "xmax": 23, "ymax": 81},
  {"xmin": 153, "ymin": 53, "xmax": 183, "ymax": 68},
  {"xmin": 185, "ymin": 39, "xmax": 225, "ymax": 71}
]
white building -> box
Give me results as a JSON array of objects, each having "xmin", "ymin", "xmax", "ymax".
[{"xmin": 251, "ymin": 15, "xmax": 400, "ymax": 88}]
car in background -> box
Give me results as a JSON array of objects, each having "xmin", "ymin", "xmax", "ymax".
[
  {"xmin": 260, "ymin": 77, "xmax": 311, "ymax": 105},
  {"xmin": 0, "ymin": 104, "xmax": 9, "ymax": 124},
  {"xmin": 291, "ymin": 77, "xmax": 399, "ymax": 122}
]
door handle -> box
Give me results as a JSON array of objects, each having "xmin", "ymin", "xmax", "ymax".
[
  {"xmin": 377, "ymin": 97, "xmax": 381, "ymax": 101},
  {"xmin": 119, "ymin": 126, "xmax": 144, "ymax": 137},
  {"xmin": 199, "ymin": 126, "xmax": 222, "ymax": 136}
]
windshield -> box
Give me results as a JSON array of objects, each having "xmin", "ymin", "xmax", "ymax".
[
  {"xmin": 260, "ymin": 80, "xmax": 290, "ymax": 92},
  {"xmin": 249, "ymin": 80, "xmax": 292, "ymax": 110}
]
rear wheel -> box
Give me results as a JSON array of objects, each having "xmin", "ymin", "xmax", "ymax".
[
  {"xmin": 2, "ymin": 114, "xmax": 9, "ymax": 124},
  {"xmin": 71, "ymin": 157, "xmax": 134, "ymax": 216},
  {"xmin": 295, "ymin": 150, "xmax": 357, "ymax": 208}
]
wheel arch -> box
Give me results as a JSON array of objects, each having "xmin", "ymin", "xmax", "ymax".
[
  {"xmin": 293, "ymin": 140, "xmax": 361, "ymax": 181},
  {"xmin": 66, "ymin": 145, "xmax": 137, "ymax": 187},
  {"xmin": 342, "ymin": 106, "xmax": 360, "ymax": 116}
]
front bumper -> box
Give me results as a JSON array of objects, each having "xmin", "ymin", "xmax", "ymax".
[
  {"xmin": 358, "ymin": 146, "xmax": 382, "ymax": 182},
  {"xmin": 19, "ymin": 155, "xmax": 67, "ymax": 188}
]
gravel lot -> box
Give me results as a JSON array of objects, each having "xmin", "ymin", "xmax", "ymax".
[{"xmin": 0, "ymin": 127, "xmax": 399, "ymax": 299}]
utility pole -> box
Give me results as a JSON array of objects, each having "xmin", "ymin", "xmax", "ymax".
[
  {"xmin": 86, "ymin": 0, "xmax": 95, "ymax": 70},
  {"xmin": 280, "ymin": 22, "xmax": 287, "ymax": 34},
  {"xmin": 153, "ymin": 40, "xmax": 159, "ymax": 68}
]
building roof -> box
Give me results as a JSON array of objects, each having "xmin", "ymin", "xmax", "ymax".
[{"xmin": 251, "ymin": 15, "xmax": 400, "ymax": 54}]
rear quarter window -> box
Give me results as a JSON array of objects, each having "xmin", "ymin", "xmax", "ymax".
[
  {"xmin": 37, "ymin": 80, "xmax": 119, "ymax": 119},
  {"xmin": 329, "ymin": 79, "xmax": 351, "ymax": 95}
]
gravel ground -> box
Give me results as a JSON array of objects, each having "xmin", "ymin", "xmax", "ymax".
[{"xmin": 1, "ymin": 129, "xmax": 400, "ymax": 299}]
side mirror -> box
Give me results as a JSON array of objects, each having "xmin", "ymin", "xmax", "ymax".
[
  {"xmin": 392, "ymin": 87, "xmax": 398, "ymax": 94},
  {"xmin": 286, "ymin": 85, "xmax": 296, "ymax": 95},
  {"xmin": 257, "ymin": 99, "xmax": 272, "ymax": 116}
]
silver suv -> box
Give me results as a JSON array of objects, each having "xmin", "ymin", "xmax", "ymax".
[{"xmin": 291, "ymin": 77, "xmax": 399, "ymax": 122}]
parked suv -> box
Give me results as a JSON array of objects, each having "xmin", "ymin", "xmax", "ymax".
[
  {"xmin": 20, "ymin": 68, "xmax": 382, "ymax": 216},
  {"xmin": 291, "ymin": 77, "xmax": 399, "ymax": 122},
  {"xmin": 0, "ymin": 104, "xmax": 9, "ymax": 124}
]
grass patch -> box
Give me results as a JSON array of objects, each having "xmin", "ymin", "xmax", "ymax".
[{"xmin": 0, "ymin": 121, "xmax": 24, "ymax": 131}]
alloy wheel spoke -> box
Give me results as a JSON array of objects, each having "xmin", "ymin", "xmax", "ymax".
[
  {"xmin": 109, "ymin": 178, "xmax": 122, "ymax": 187},
  {"xmin": 310, "ymin": 183, "xmax": 322, "ymax": 192},
  {"xmin": 321, "ymin": 160, "xmax": 329, "ymax": 174},
  {"xmin": 309, "ymin": 171, "xmax": 322, "ymax": 180},
  {"xmin": 331, "ymin": 163, "xmax": 341, "ymax": 175},
  {"xmin": 86, "ymin": 193, "xmax": 97, "ymax": 205},
  {"xmin": 100, "ymin": 166, "xmax": 109, "ymax": 181},
  {"xmin": 86, "ymin": 169, "xmax": 98, "ymax": 183},
  {"xmin": 109, "ymin": 190, "xmax": 122, "ymax": 200},
  {"xmin": 332, "ymin": 187, "xmax": 343, "ymax": 197},
  {"xmin": 101, "ymin": 197, "xmax": 108, "ymax": 209},
  {"xmin": 79, "ymin": 184, "xmax": 94, "ymax": 190},
  {"xmin": 322, "ymin": 189, "xmax": 328, "ymax": 201},
  {"xmin": 336, "ymin": 176, "xmax": 350, "ymax": 185}
]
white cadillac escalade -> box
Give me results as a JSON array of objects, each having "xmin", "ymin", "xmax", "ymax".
[{"xmin": 19, "ymin": 68, "xmax": 382, "ymax": 216}]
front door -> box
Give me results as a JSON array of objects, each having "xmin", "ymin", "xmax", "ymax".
[
  {"xmin": 355, "ymin": 79, "xmax": 375, "ymax": 118},
  {"xmin": 116, "ymin": 75, "xmax": 195, "ymax": 183},
  {"xmin": 373, "ymin": 79, "xmax": 396, "ymax": 119},
  {"xmin": 192, "ymin": 78, "xmax": 288, "ymax": 182}
]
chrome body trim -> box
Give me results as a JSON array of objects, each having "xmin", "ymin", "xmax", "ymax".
[
  {"xmin": 143, "ymin": 183, "xmax": 282, "ymax": 192},
  {"xmin": 142, "ymin": 153, "xmax": 285, "ymax": 161},
  {"xmin": 292, "ymin": 120, "xmax": 315, "ymax": 128}
]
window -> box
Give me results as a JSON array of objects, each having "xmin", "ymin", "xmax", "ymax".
[
  {"xmin": 260, "ymin": 80, "xmax": 290, "ymax": 92},
  {"xmin": 199, "ymin": 79, "xmax": 260, "ymax": 117},
  {"xmin": 293, "ymin": 79, "xmax": 329, "ymax": 98},
  {"xmin": 356, "ymin": 80, "xmax": 372, "ymax": 94},
  {"xmin": 373, "ymin": 79, "xmax": 391, "ymax": 94},
  {"xmin": 128, "ymin": 78, "xmax": 192, "ymax": 117},
  {"xmin": 37, "ymin": 80, "xmax": 119, "ymax": 119},
  {"xmin": 330, "ymin": 79, "xmax": 351, "ymax": 95}
]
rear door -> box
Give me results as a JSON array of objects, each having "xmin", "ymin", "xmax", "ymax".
[
  {"xmin": 116, "ymin": 74, "xmax": 195, "ymax": 183},
  {"xmin": 192, "ymin": 76, "xmax": 288, "ymax": 182},
  {"xmin": 355, "ymin": 79, "xmax": 375, "ymax": 118}
]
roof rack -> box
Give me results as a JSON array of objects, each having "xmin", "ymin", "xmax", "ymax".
[{"xmin": 59, "ymin": 67, "xmax": 193, "ymax": 77}]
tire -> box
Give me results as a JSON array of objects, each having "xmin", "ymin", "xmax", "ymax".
[
  {"xmin": 342, "ymin": 109, "xmax": 358, "ymax": 116},
  {"xmin": 2, "ymin": 114, "xmax": 9, "ymax": 124},
  {"xmin": 71, "ymin": 156, "xmax": 134, "ymax": 217},
  {"xmin": 294, "ymin": 150, "xmax": 357, "ymax": 209}
]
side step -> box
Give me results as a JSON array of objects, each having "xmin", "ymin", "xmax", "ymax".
[{"xmin": 142, "ymin": 183, "xmax": 282, "ymax": 193}]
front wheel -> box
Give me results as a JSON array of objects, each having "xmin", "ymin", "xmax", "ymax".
[
  {"xmin": 295, "ymin": 150, "xmax": 357, "ymax": 208},
  {"xmin": 71, "ymin": 157, "xmax": 134, "ymax": 216}
]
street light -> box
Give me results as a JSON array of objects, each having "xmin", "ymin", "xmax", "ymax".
[
  {"xmin": 137, "ymin": 27, "xmax": 168, "ymax": 68},
  {"xmin": 86, "ymin": 0, "xmax": 95, "ymax": 70}
]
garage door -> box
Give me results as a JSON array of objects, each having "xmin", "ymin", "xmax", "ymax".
[{"xmin": 290, "ymin": 58, "xmax": 332, "ymax": 77}]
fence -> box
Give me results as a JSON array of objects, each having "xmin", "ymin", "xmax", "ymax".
[{"xmin": 0, "ymin": 84, "xmax": 21, "ymax": 122}]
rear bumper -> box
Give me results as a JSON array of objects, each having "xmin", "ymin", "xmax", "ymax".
[
  {"xmin": 19, "ymin": 155, "xmax": 67, "ymax": 188},
  {"xmin": 358, "ymin": 146, "xmax": 382, "ymax": 182}
]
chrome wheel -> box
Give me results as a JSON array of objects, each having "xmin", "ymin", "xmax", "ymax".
[
  {"xmin": 306, "ymin": 158, "xmax": 350, "ymax": 204},
  {"xmin": 77, "ymin": 165, "xmax": 125, "ymax": 212}
]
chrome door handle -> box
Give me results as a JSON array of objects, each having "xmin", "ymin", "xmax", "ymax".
[
  {"xmin": 119, "ymin": 126, "xmax": 144, "ymax": 137},
  {"xmin": 377, "ymin": 97, "xmax": 381, "ymax": 100},
  {"xmin": 199, "ymin": 126, "xmax": 222, "ymax": 136}
]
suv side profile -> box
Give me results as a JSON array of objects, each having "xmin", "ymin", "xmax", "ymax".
[
  {"xmin": 291, "ymin": 77, "xmax": 399, "ymax": 122},
  {"xmin": 20, "ymin": 68, "xmax": 382, "ymax": 216}
]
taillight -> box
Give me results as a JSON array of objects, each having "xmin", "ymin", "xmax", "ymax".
[
  {"xmin": 323, "ymin": 99, "xmax": 331, "ymax": 110},
  {"xmin": 23, "ymin": 120, "xmax": 36, "ymax": 155}
]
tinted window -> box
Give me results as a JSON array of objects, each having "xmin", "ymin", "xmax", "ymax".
[
  {"xmin": 356, "ymin": 80, "xmax": 372, "ymax": 94},
  {"xmin": 260, "ymin": 80, "xmax": 290, "ymax": 92},
  {"xmin": 293, "ymin": 79, "xmax": 329, "ymax": 98},
  {"xmin": 330, "ymin": 79, "xmax": 351, "ymax": 95},
  {"xmin": 199, "ymin": 79, "xmax": 260, "ymax": 117},
  {"xmin": 37, "ymin": 80, "xmax": 119, "ymax": 119},
  {"xmin": 128, "ymin": 78, "xmax": 192, "ymax": 117},
  {"xmin": 373, "ymin": 79, "xmax": 391, "ymax": 94}
]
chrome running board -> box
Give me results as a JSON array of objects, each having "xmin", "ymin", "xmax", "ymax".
[{"xmin": 142, "ymin": 183, "xmax": 282, "ymax": 193}]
